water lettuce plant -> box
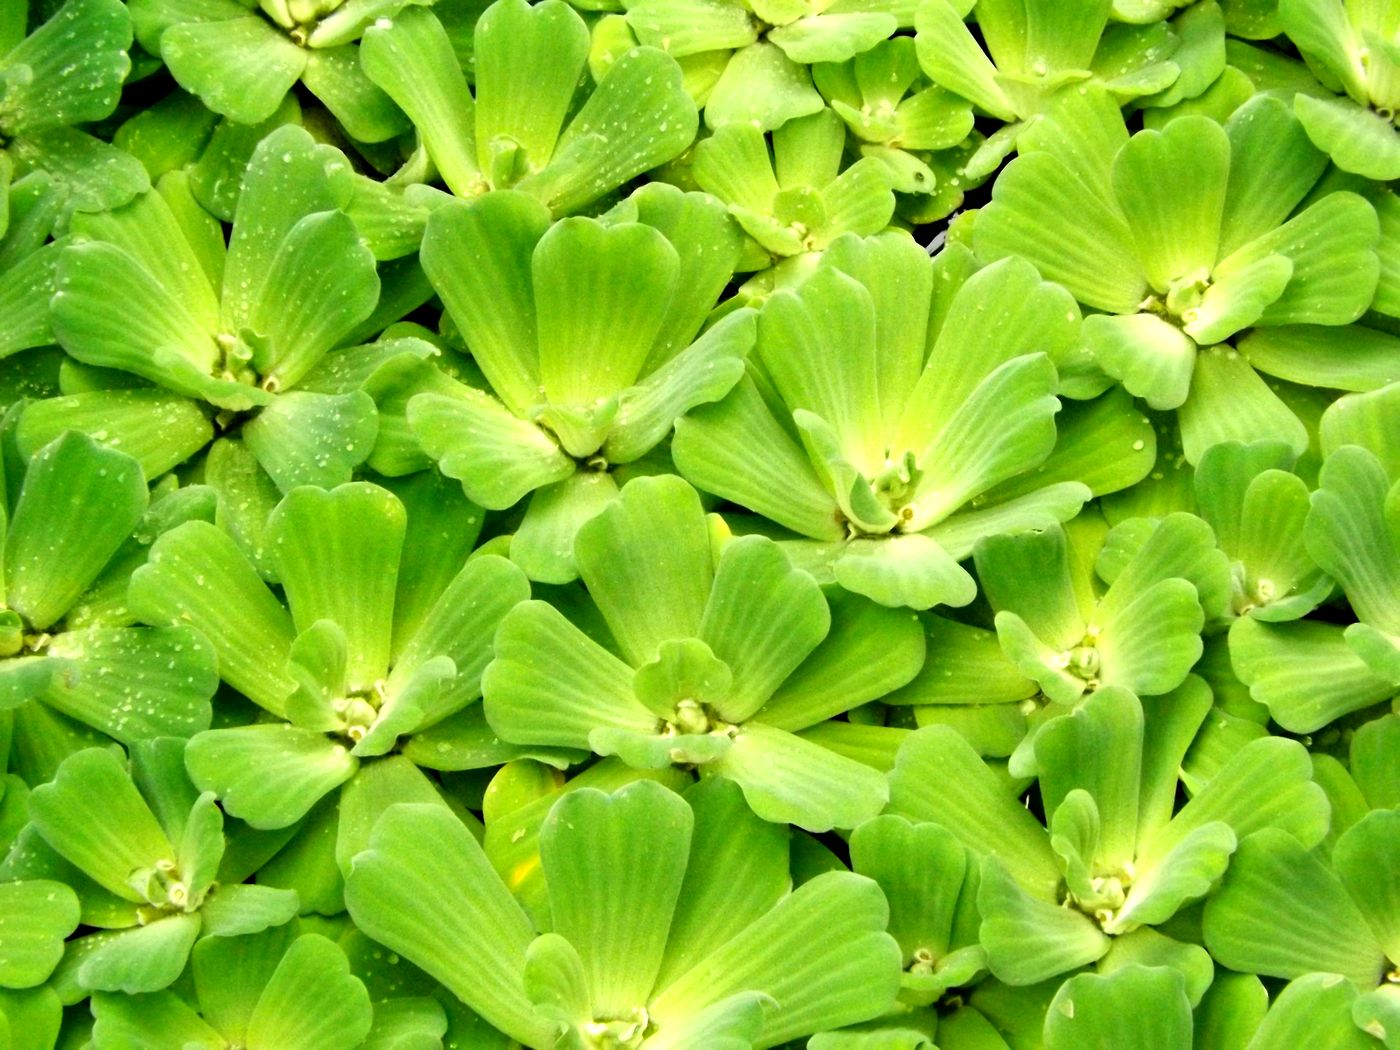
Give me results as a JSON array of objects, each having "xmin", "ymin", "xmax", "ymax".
[{"xmin": 3, "ymin": 0, "xmax": 1399, "ymax": 1045}]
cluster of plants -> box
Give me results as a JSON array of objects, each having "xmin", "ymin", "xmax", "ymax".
[{"xmin": 0, "ymin": 0, "xmax": 1398, "ymax": 1045}]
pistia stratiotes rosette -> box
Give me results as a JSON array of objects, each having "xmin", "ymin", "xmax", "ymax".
[
  {"xmin": 914, "ymin": 0, "xmax": 1221, "ymax": 177},
  {"xmin": 672, "ymin": 230, "xmax": 1089, "ymax": 611},
  {"xmin": 89, "ymin": 926, "xmax": 384, "ymax": 1050},
  {"xmin": 16, "ymin": 744, "xmax": 300, "ymax": 995},
  {"xmin": 810, "ymin": 39, "xmax": 982, "ymax": 220},
  {"xmin": 409, "ymin": 185, "xmax": 756, "ymax": 583},
  {"xmin": 126, "ymin": 0, "xmax": 414, "ymax": 142},
  {"xmin": 45, "ymin": 124, "xmax": 401, "ymax": 492},
  {"xmin": 482, "ymin": 475, "xmax": 926, "ymax": 832},
  {"xmin": 1278, "ymin": 0, "xmax": 1400, "ymax": 180},
  {"xmin": 975, "ymin": 88, "xmax": 1383, "ymax": 462},
  {"xmin": 1231, "ymin": 428, "xmax": 1400, "ymax": 733},
  {"xmin": 691, "ymin": 108, "xmax": 895, "ymax": 281},
  {"xmin": 1204, "ymin": 809, "xmax": 1400, "ymax": 1048},
  {"xmin": 887, "ymin": 687, "xmax": 1330, "ymax": 989},
  {"xmin": 0, "ymin": 431, "xmax": 217, "ymax": 776},
  {"xmin": 615, "ymin": 0, "xmax": 947, "ymax": 132},
  {"xmin": 972, "ymin": 510, "xmax": 1230, "ymax": 772},
  {"xmin": 360, "ymin": 0, "xmax": 697, "ymax": 217},
  {"xmin": 346, "ymin": 778, "xmax": 903, "ymax": 1048},
  {"xmin": 126, "ymin": 482, "xmax": 536, "ymax": 892},
  {"xmin": 0, "ymin": 0, "xmax": 148, "ymax": 222}
]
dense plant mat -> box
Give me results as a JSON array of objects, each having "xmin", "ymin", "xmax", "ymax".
[{"xmin": 1, "ymin": 0, "xmax": 1398, "ymax": 1046}]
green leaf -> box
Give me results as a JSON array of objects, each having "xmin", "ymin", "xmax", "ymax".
[
  {"xmin": 975, "ymin": 151, "xmax": 1145, "ymax": 315},
  {"xmin": 533, "ymin": 218, "xmax": 677, "ymax": 423},
  {"xmin": 1083, "ymin": 313, "xmax": 1196, "ymax": 412},
  {"xmin": 128, "ymin": 520, "xmax": 297, "ymax": 714},
  {"xmin": 345, "ymin": 804, "xmax": 552, "ymax": 1048},
  {"xmin": 241, "ymin": 390, "xmax": 378, "ymax": 494},
  {"xmin": 1352, "ymin": 714, "xmax": 1400, "ymax": 810},
  {"xmin": 1307, "ymin": 446, "xmax": 1400, "ymax": 635},
  {"xmin": 1115, "ymin": 820, "xmax": 1236, "ymax": 931},
  {"xmin": 1241, "ymin": 324, "xmax": 1400, "ymax": 394},
  {"xmin": 512, "ymin": 471, "xmax": 621, "ymax": 585},
  {"xmin": 651, "ymin": 871, "xmax": 900, "ymax": 1045},
  {"xmin": 483, "ymin": 600, "xmax": 653, "ymax": 750},
  {"xmin": 0, "ymin": 0, "xmax": 132, "ymax": 131},
  {"xmin": 300, "ymin": 44, "xmax": 408, "ymax": 143},
  {"xmin": 27, "ymin": 747, "xmax": 173, "ymax": 901},
  {"xmin": 1184, "ymin": 254, "xmax": 1293, "ymax": 345},
  {"xmin": 673, "ymin": 374, "xmax": 844, "ymax": 541},
  {"xmin": 769, "ymin": 14, "xmax": 896, "ymax": 64},
  {"xmin": 184, "ymin": 726, "xmax": 356, "ymax": 830},
  {"xmin": 197, "ymin": 883, "xmax": 299, "ymax": 939},
  {"xmin": 1229, "ymin": 618, "xmax": 1396, "ymax": 732},
  {"xmin": 90, "ymin": 989, "xmax": 223, "ymax": 1048},
  {"xmin": 9, "ymin": 128, "xmax": 150, "ymax": 214},
  {"xmin": 1178, "ymin": 347, "xmax": 1309, "ymax": 465},
  {"xmin": 715, "ymin": 721, "xmax": 888, "ymax": 832},
  {"xmin": 758, "ymin": 593, "xmax": 925, "ymax": 731},
  {"xmin": 43, "ymin": 626, "xmax": 215, "ymax": 743},
  {"xmin": 978, "ymin": 858, "xmax": 1109, "ymax": 985},
  {"xmin": 247, "ymin": 211, "xmax": 380, "ymax": 391},
  {"xmin": 360, "ymin": 9, "xmax": 481, "ymax": 198},
  {"xmin": 472, "ymin": 0, "xmax": 588, "ymax": 171},
  {"xmin": 832, "ymin": 533, "xmax": 977, "ymax": 611},
  {"xmin": 521, "ymin": 45, "xmax": 698, "ymax": 215},
  {"xmin": 656, "ymin": 778, "xmax": 790, "ymax": 991},
  {"xmin": 605, "ymin": 309, "xmax": 754, "ymax": 466},
  {"xmin": 267, "ymin": 483, "xmax": 405, "ymax": 692},
  {"xmin": 5, "ymin": 431, "xmax": 147, "ymax": 629},
  {"xmin": 574, "ymin": 475, "xmax": 713, "ymax": 667},
  {"xmin": 160, "ymin": 16, "xmax": 305, "ymax": 125},
  {"xmin": 14, "ymin": 390, "xmax": 213, "ymax": 481},
  {"xmin": 77, "ymin": 914, "xmax": 201, "ymax": 993},
  {"xmin": 913, "ymin": 0, "xmax": 1015, "ymax": 120},
  {"xmin": 704, "ymin": 41, "xmax": 824, "ymax": 131},
  {"xmin": 408, "ymin": 390, "xmax": 573, "ymax": 510},
  {"xmin": 700, "ymin": 535, "xmax": 828, "ymax": 722},
  {"xmin": 1219, "ymin": 94, "xmax": 1328, "ymax": 258},
  {"xmin": 0, "ymin": 881, "xmax": 80, "ymax": 988},
  {"xmin": 1246, "ymin": 973, "xmax": 1379, "ymax": 1050},
  {"xmin": 245, "ymin": 934, "xmax": 373, "ymax": 1050},
  {"xmin": 1111, "ymin": 117, "xmax": 1228, "ymax": 291},
  {"xmin": 1043, "ymin": 966, "xmax": 1192, "ymax": 1050},
  {"xmin": 541, "ymin": 782, "xmax": 692, "ymax": 1017},
  {"xmin": 1293, "ymin": 93, "xmax": 1400, "ymax": 182},
  {"xmin": 1332, "ymin": 809, "xmax": 1400, "ymax": 968},
  {"xmin": 1203, "ymin": 828, "xmax": 1384, "ymax": 986},
  {"xmin": 887, "ymin": 726, "xmax": 1061, "ymax": 897}
]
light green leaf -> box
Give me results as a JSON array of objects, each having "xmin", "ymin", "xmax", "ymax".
[
  {"xmin": 0, "ymin": 881, "xmax": 80, "ymax": 988},
  {"xmin": 574, "ymin": 475, "xmax": 713, "ymax": 667},
  {"xmin": 78, "ymin": 914, "xmax": 201, "ymax": 993},
  {"xmin": 160, "ymin": 16, "xmax": 305, "ymax": 125},
  {"xmin": 512, "ymin": 471, "xmax": 621, "ymax": 585},
  {"xmin": 483, "ymin": 600, "xmax": 652, "ymax": 750},
  {"xmin": 0, "ymin": 0, "xmax": 131, "ymax": 131},
  {"xmin": 887, "ymin": 726, "xmax": 1061, "ymax": 897},
  {"xmin": 704, "ymin": 41, "xmax": 824, "ymax": 131},
  {"xmin": 651, "ymin": 871, "xmax": 900, "ymax": 1045},
  {"xmin": 407, "ymin": 390, "xmax": 573, "ymax": 511},
  {"xmin": 14, "ymin": 390, "xmax": 212, "ymax": 481},
  {"xmin": 129, "ymin": 520, "xmax": 297, "ymax": 714},
  {"xmin": 43, "ymin": 626, "xmax": 215, "ymax": 743},
  {"xmin": 1203, "ymin": 828, "xmax": 1384, "ymax": 986},
  {"xmin": 184, "ymin": 726, "xmax": 356, "ymax": 830},
  {"xmin": 245, "ymin": 934, "xmax": 373, "ymax": 1050},
  {"xmin": 27, "ymin": 747, "xmax": 173, "ymax": 901},
  {"xmin": 769, "ymin": 14, "xmax": 896, "ymax": 64},
  {"xmin": 1246, "ymin": 974, "xmax": 1379, "ymax": 1050},
  {"xmin": 656, "ymin": 778, "xmax": 790, "ymax": 992},
  {"xmin": 1219, "ymin": 94, "xmax": 1328, "ymax": 258},
  {"xmin": 197, "ymin": 884, "xmax": 299, "ymax": 939},
  {"xmin": 1332, "ymin": 809, "xmax": 1400, "ymax": 968},
  {"xmin": 345, "ymin": 804, "xmax": 552, "ymax": 1048},
  {"xmin": 716, "ymin": 722, "xmax": 888, "ymax": 832},
  {"xmin": 267, "ymin": 483, "xmax": 405, "ymax": 692},
  {"xmin": 1307, "ymin": 446, "xmax": 1400, "ymax": 635},
  {"xmin": 1083, "ymin": 313, "xmax": 1196, "ymax": 412},
  {"xmin": 1115, "ymin": 820, "xmax": 1236, "ymax": 931},
  {"xmin": 1241, "ymin": 324, "xmax": 1400, "ymax": 393},
  {"xmin": 1229, "ymin": 617, "xmax": 1395, "ymax": 732},
  {"xmin": 5, "ymin": 431, "xmax": 147, "ymax": 629},
  {"xmin": 978, "ymin": 858, "xmax": 1109, "ymax": 985},
  {"xmin": 242, "ymin": 390, "xmax": 378, "ymax": 494},
  {"xmin": 1043, "ymin": 966, "xmax": 1192, "ymax": 1050},
  {"xmin": 360, "ymin": 9, "xmax": 481, "ymax": 197},
  {"xmin": 832, "ymin": 533, "xmax": 977, "ymax": 611},
  {"xmin": 913, "ymin": 0, "xmax": 1015, "ymax": 120},
  {"xmin": 1294, "ymin": 93, "xmax": 1400, "ymax": 182},
  {"xmin": 1184, "ymin": 254, "xmax": 1293, "ymax": 345},
  {"xmin": 1178, "ymin": 348, "xmax": 1309, "ymax": 465},
  {"xmin": 541, "ymin": 782, "xmax": 692, "ymax": 1018}
]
